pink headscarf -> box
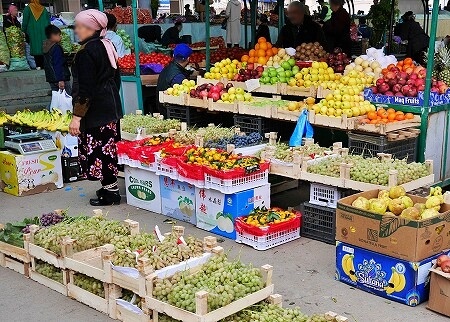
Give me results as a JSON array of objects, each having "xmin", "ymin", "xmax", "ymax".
[
  {"xmin": 75, "ymin": 9, "xmax": 118, "ymax": 69},
  {"xmin": 8, "ymin": 4, "xmax": 17, "ymax": 16}
]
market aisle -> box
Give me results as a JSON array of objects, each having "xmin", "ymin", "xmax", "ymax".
[{"xmin": 0, "ymin": 179, "xmax": 447, "ymax": 322}]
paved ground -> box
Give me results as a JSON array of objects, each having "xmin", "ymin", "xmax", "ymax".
[{"xmin": 0, "ymin": 179, "xmax": 448, "ymax": 322}]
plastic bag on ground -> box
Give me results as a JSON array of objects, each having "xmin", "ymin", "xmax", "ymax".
[
  {"xmin": 289, "ymin": 109, "xmax": 314, "ymax": 147},
  {"xmin": 25, "ymin": 42, "xmax": 36, "ymax": 69}
]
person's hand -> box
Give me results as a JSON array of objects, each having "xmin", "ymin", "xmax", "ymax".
[
  {"xmin": 58, "ymin": 81, "xmax": 65, "ymax": 90},
  {"xmin": 69, "ymin": 116, "xmax": 81, "ymax": 136}
]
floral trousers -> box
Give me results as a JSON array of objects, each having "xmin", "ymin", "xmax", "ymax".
[{"xmin": 78, "ymin": 121, "xmax": 120, "ymax": 186}]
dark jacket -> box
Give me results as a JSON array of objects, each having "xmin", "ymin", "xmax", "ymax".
[
  {"xmin": 394, "ymin": 20, "xmax": 430, "ymax": 59},
  {"xmin": 71, "ymin": 35, "xmax": 122, "ymax": 130},
  {"xmin": 256, "ymin": 24, "xmax": 271, "ymax": 43},
  {"xmin": 161, "ymin": 26, "xmax": 181, "ymax": 47},
  {"xmin": 276, "ymin": 15, "xmax": 326, "ymax": 49},
  {"xmin": 322, "ymin": 7, "xmax": 352, "ymax": 55},
  {"xmin": 2, "ymin": 14, "xmax": 21, "ymax": 31},
  {"xmin": 43, "ymin": 40, "xmax": 71, "ymax": 83},
  {"xmin": 157, "ymin": 61, "xmax": 191, "ymax": 93}
]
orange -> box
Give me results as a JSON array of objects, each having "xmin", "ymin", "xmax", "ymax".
[
  {"xmin": 377, "ymin": 108, "xmax": 386, "ymax": 117},
  {"xmin": 266, "ymin": 49, "xmax": 273, "ymax": 57},
  {"xmin": 258, "ymin": 37, "xmax": 266, "ymax": 43},
  {"xmin": 259, "ymin": 42, "xmax": 268, "ymax": 51},
  {"xmin": 377, "ymin": 116, "xmax": 382, "ymax": 120},
  {"xmin": 386, "ymin": 108, "xmax": 395, "ymax": 114},
  {"xmin": 257, "ymin": 49, "xmax": 266, "ymax": 57},
  {"xmin": 266, "ymin": 42, "xmax": 272, "ymax": 49},
  {"xmin": 380, "ymin": 119, "xmax": 388, "ymax": 124},
  {"xmin": 395, "ymin": 111, "xmax": 404, "ymax": 115},
  {"xmin": 257, "ymin": 56, "xmax": 267, "ymax": 65},
  {"xmin": 387, "ymin": 64, "xmax": 396, "ymax": 70},
  {"xmin": 248, "ymin": 57, "xmax": 255, "ymax": 63},
  {"xmin": 249, "ymin": 49, "xmax": 256, "ymax": 57},
  {"xmin": 367, "ymin": 111, "xmax": 377, "ymax": 120},
  {"xmin": 405, "ymin": 112, "xmax": 414, "ymax": 119},
  {"xmin": 387, "ymin": 113, "xmax": 396, "ymax": 121},
  {"xmin": 380, "ymin": 111, "xmax": 389, "ymax": 119},
  {"xmin": 370, "ymin": 119, "xmax": 378, "ymax": 124},
  {"xmin": 271, "ymin": 47, "xmax": 278, "ymax": 55},
  {"xmin": 255, "ymin": 44, "xmax": 260, "ymax": 50},
  {"xmin": 382, "ymin": 68, "xmax": 388, "ymax": 75},
  {"xmin": 404, "ymin": 58, "xmax": 413, "ymax": 66},
  {"xmin": 241, "ymin": 55, "xmax": 249, "ymax": 62},
  {"xmin": 395, "ymin": 114, "xmax": 405, "ymax": 121},
  {"xmin": 397, "ymin": 61, "xmax": 404, "ymax": 67}
]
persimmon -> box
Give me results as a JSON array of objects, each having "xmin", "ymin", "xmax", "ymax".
[
  {"xmin": 377, "ymin": 108, "xmax": 386, "ymax": 117},
  {"xmin": 386, "ymin": 108, "xmax": 395, "ymax": 114},
  {"xmin": 258, "ymin": 37, "xmax": 267, "ymax": 43},
  {"xmin": 405, "ymin": 112, "xmax": 415, "ymax": 119},
  {"xmin": 387, "ymin": 113, "xmax": 396, "ymax": 121},
  {"xmin": 395, "ymin": 114, "xmax": 406, "ymax": 121},
  {"xmin": 395, "ymin": 111, "xmax": 404, "ymax": 115},
  {"xmin": 370, "ymin": 119, "xmax": 378, "ymax": 124},
  {"xmin": 367, "ymin": 111, "xmax": 378, "ymax": 120},
  {"xmin": 241, "ymin": 55, "xmax": 249, "ymax": 62},
  {"xmin": 404, "ymin": 58, "xmax": 413, "ymax": 66},
  {"xmin": 249, "ymin": 49, "xmax": 256, "ymax": 57}
]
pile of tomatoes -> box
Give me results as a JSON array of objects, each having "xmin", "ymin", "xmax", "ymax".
[
  {"xmin": 118, "ymin": 52, "xmax": 172, "ymax": 70},
  {"xmin": 361, "ymin": 107, "xmax": 416, "ymax": 125},
  {"xmin": 189, "ymin": 52, "xmax": 206, "ymax": 64}
]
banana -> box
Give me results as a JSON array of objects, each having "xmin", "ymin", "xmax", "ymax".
[
  {"xmin": 385, "ymin": 267, "xmax": 396, "ymax": 294},
  {"xmin": 342, "ymin": 254, "xmax": 357, "ymax": 282},
  {"xmin": 394, "ymin": 271, "xmax": 406, "ymax": 292},
  {"xmin": 385, "ymin": 267, "xmax": 406, "ymax": 294}
]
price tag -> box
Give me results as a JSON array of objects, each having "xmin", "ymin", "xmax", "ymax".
[{"xmin": 245, "ymin": 79, "xmax": 261, "ymax": 92}]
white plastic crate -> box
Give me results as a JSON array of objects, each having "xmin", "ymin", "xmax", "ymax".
[
  {"xmin": 236, "ymin": 227, "xmax": 300, "ymax": 250},
  {"xmin": 178, "ymin": 174, "xmax": 205, "ymax": 188},
  {"xmin": 204, "ymin": 169, "xmax": 269, "ymax": 194},
  {"xmin": 155, "ymin": 154, "xmax": 178, "ymax": 180},
  {"xmin": 118, "ymin": 154, "xmax": 156, "ymax": 172},
  {"xmin": 309, "ymin": 183, "xmax": 344, "ymax": 208}
]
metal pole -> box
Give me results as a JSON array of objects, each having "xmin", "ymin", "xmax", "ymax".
[
  {"xmin": 98, "ymin": 0, "xmax": 104, "ymax": 11},
  {"xmin": 205, "ymin": 0, "xmax": 210, "ymax": 71},
  {"xmin": 278, "ymin": 0, "xmax": 284, "ymax": 31},
  {"xmin": 132, "ymin": 0, "xmax": 140, "ymax": 78},
  {"xmin": 387, "ymin": 0, "xmax": 395, "ymax": 54},
  {"xmin": 251, "ymin": 0, "xmax": 257, "ymax": 47},
  {"xmin": 244, "ymin": 0, "xmax": 248, "ymax": 49}
]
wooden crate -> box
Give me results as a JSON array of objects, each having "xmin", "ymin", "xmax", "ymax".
[
  {"xmin": 146, "ymin": 263, "xmax": 274, "ymax": 322},
  {"xmin": 158, "ymin": 92, "xmax": 186, "ymax": 105},
  {"xmin": 238, "ymin": 101, "xmax": 272, "ymax": 118},
  {"xmin": 271, "ymin": 106, "xmax": 301, "ymax": 122},
  {"xmin": 186, "ymin": 96, "xmax": 208, "ymax": 109},
  {"xmin": 208, "ymin": 100, "xmax": 238, "ymax": 113},
  {"xmin": 309, "ymin": 110, "xmax": 358, "ymax": 130},
  {"xmin": 283, "ymin": 85, "xmax": 316, "ymax": 97},
  {"xmin": 0, "ymin": 237, "xmax": 30, "ymax": 276},
  {"xmin": 256, "ymin": 83, "xmax": 280, "ymax": 95},
  {"xmin": 196, "ymin": 76, "xmax": 222, "ymax": 86},
  {"xmin": 30, "ymin": 257, "xmax": 69, "ymax": 296},
  {"xmin": 299, "ymin": 153, "xmax": 348, "ymax": 188},
  {"xmin": 114, "ymin": 298, "xmax": 152, "ymax": 322},
  {"xmin": 0, "ymin": 253, "xmax": 30, "ymax": 276},
  {"xmin": 353, "ymin": 115, "xmax": 421, "ymax": 134}
]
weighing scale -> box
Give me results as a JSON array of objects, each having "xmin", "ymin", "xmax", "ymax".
[{"xmin": 5, "ymin": 133, "xmax": 57, "ymax": 155}]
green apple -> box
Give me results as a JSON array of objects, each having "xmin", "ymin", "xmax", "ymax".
[
  {"xmin": 269, "ymin": 70, "xmax": 277, "ymax": 77},
  {"xmin": 221, "ymin": 93, "xmax": 230, "ymax": 101},
  {"xmin": 228, "ymin": 87, "xmax": 236, "ymax": 95},
  {"xmin": 277, "ymin": 71, "xmax": 286, "ymax": 78},
  {"xmin": 281, "ymin": 61, "xmax": 291, "ymax": 70},
  {"xmin": 262, "ymin": 71, "xmax": 269, "ymax": 77},
  {"xmin": 228, "ymin": 93, "xmax": 236, "ymax": 101},
  {"xmin": 235, "ymin": 88, "xmax": 244, "ymax": 95},
  {"xmin": 236, "ymin": 94, "xmax": 245, "ymax": 101},
  {"xmin": 244, "ymin": 93, "xmax": 252, "ymax": 101},
  {"xmin": 292, "ymin": 66, "xmax": 300, "ymax": 74},
  {"xmin": 276, "ymin": 67, "xmax": 285, "ymax": 74},
  {"xmin": 278, "ymin": 76, "xmax": 287, "ymax": 83},
  {"xmin": 288, "ymin": 58, "xmax": 296, "ymax": 67},
  {"xmin": 270, "ymin": 77, "xmax": 279, "ymax": 84},
  {"xmin": 343, "ymin": 109, "xmax": 353, "ymax": 117},
  {"xmin": 285, "ymin": 70, "xmax": 292, "ymax": 78}
]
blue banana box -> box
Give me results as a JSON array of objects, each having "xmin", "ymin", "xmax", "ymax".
[{"xmin": 336, "ymin": 241, "xmax": 441, "ymax": 306}]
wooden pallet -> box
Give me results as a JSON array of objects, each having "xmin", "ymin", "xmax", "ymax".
[
  {"xmin": 30, "ymin": 257, "xmax": 69, "ymax": 296},
  {"xmin": 386, "ymin": 128, "xmax": 420, "ymax": 141},
  {"xmin": 146, "ymin": 262, "xmax": 274, "ymax": 322},
  {"xmin": 354, "ymin": 115, "xmax": 421, "ymax": 134}
]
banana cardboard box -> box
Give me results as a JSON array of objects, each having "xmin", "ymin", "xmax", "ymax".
[
  {"xmin": 124, "ymin": 166, "xmax": 161, "ymax": 213},
  {"xmin": 336, "ymin": 189, "xmax": 450, "ymax": 262},
  {"xmin": 195, "ymin": 185, "xmax": 270, "ymax": 240},
  {"xmin": 336, "ymin": 241, "xmax": 441, "ymax": 306},
  {"xmin": 160, "ymin": 176, "xmax": 196, "ymax": 225},
  {"xmin": 0, "ymin": 150, "xmax": 63, "ymax": 196}
]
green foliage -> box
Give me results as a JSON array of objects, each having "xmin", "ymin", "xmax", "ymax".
[{"xmin": 367, "ymin": 0, "xmax": 400, "ymax": 48}]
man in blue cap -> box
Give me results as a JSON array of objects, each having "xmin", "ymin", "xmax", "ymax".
[{"xmin": 157, "ymin": 43, "xmax": 196, "ymax": 116}]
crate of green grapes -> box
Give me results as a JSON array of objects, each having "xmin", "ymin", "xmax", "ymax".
[{"xmin": 30, "ymin": 259, "xmax": 69, "ymax": 296}]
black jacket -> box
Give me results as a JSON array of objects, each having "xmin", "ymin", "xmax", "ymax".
[
  {"xmin": 256, "ymin": 24, "xmax": 271, "ymax": 43},
  {"xmin": 43, "ymin": 40, "xmax": 71, "ymax": 83},
  {"xmin": 2, "ymin": 14, "xmax": 21, "ymax": 31},
  {"xmin": 161, "ymin": 26, "xmax": 181, "ymax": 47},
  {"xmin": 157, "ymin": 61, "xmax": 191, "ymax": 93},
  {"xmin": 276, "ymin": 15, "xmax": 326, "ymax": 49},
  {"xmin": 322, "ymin": 7, "xmax": 351, "ymax": 55},
  {"xmin": 394, "ymin": 20, "xmax": 429, "ymax": 58},
  {"xmin": 72, "ymin": 35, "xmax": 122, "ymax": 130}
]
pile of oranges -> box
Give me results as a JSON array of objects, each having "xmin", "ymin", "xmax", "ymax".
[
  {"xmin": 241, "ymin": 37, "xmax": 278, "ymax": 65},
  {"xmin": 381, "ymin": 57, "xmax": 422, "ymax": 76},
  {"xmin": 361, "ymin": 108, "xmax": 415, "ymax": 125}
]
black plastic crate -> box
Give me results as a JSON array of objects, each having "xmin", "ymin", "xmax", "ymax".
[
  {"xmin": 165, "ymin": 105, "xmax": 209, "ymax": 127},
  {"xmin": 348, "ymin": 132, "xmax": 418, "ymax": 162},
  {"xmin": 300, "ymin": 202, "xmax": 336, "ymax": 245},
  {"xmin": 62, "ymin": 157, "xmax": 83, "ymax": 183},
  {"xmin": 233, "ymin": 115, "xmax": 270, "ymax": 135}
]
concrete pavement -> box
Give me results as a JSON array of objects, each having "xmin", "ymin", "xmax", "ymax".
[{"xmin": 0, "ymin": 179, "xmax": 447, "ymax": 322}]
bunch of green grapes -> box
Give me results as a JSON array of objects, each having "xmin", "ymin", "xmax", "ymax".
[
  {"xmin": 121, "ymin": 114, "xmax": 181, "ymax": 134},
  {"xmin": 121, "ymin": 290, "xmax": 142, "ymax": 309},
  {"xmin": 153, "ymin": 254, "xmax": 264, "ymax": 313},
  {"xmin": 272, "ymin": 143, "xmax": 329, "ymax": 163},
  {"xmin": 307, "ymin": 155, "xmax": 358, "ymax": 177},
  {"xmin": 35, "ymin": 260, "xmax": 64, "ymax": 283},
  {"xmin": 34, "ymin": 216, "xmax": 130, "ymax": 255},
  {"xmin": 111, "ymin": 233, "xmax": 204, "ymax": 270},
  {"xmin": 173, "ymin": 128, "xmax": 197, "ymax": 145},
  {"xmin": 198, "ymin": 126, "xmax": 236, "ymax": 143},
  {"xmin": 73, "ymin": 273, "xmax": 105, "ymax": 297}
]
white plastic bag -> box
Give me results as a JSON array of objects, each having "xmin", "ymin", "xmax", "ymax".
[{"xmin": 51, "ymin": 89, "xmax": 72, "ymax": 113}]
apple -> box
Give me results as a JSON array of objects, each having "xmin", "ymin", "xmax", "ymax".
[
  {"xmin": 417, "ymin": 84, "xmax": 426, "ymax": 91},
  {"xmin": 216, "ymin": 82, "xmax": 224, "ymax": 90},
  {"xmin": 243, "ymin": 93, "xmax": 252, "ymax": 101},
  {"xmin": 387, "ymin": 78, "xmax": 397, "ymax": 88},
  {"xmin": 437, "ymin": 254, "xmax": 450, "ymax": 267},
  {"xmin": 371, "ymin": 86, "xmax": 378, "ymax": 94},
  {"xmin": 200, "ymin": 90, "xmax": 209, "ymax": 98},
  {"xmin": 406, "ymin": 79, "xmax": 416, "ymax": 86},
  {"xmin": 210, "ymin": 92, "xmax": 220, "ymax": 101},
  {"xmin": 221, "ymin": 93, "xmax": 230, "ymax": 101},
  {"xmin": 385, "ymin": 91, "xmax": 394, "ymax": 96},
  {"xmin": 395, "ymin": 92, "xmax": 404, "ymax": 97},
  {"xmin": 407, "ymin": 87, "xmax": 418, "ymax": 97},
  {"xmin": 376, "ymin": 79, "xmax": 385, "ymax": 87},
  {"xmin": 235, "ymin": 87, "xmax": 244, "ymax": 95},
  {"xmin": 378, "ymin": 83, "xmax": 390, "ymax": 94},
  {"xmin": 401, "ymin": 85, "xmax": 410, "ymax": 96},
  {"xmin": 392, "ymin": 84, "xmax": 402, "ymax": 93},
  {"xmin": 256, "ymin": 66, "xmax": 264, "ymax": 73},
  {"xmin": 431, "ymin": 87, "xmax": 440, "ymax": 93},
  {"xmin": 247, "ymin": 63, "xmax": 254, "ymax": 70},
  {"xmin": 409, "ymin": 73, "xmax": 418, "ymax": 80}
]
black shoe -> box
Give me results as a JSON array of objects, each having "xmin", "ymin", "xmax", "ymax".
[
  {"xmin": 90, "ymin": 190, "xmax": 121, "ymax": 206},
  {"xmin": 96, "ymin": 188, "xmax": 106, "ymax": 197}
]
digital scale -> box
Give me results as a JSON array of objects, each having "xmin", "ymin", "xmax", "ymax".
[{"xmin": 5, "ymin": 133, "xmax": 57, "ymax": 155}]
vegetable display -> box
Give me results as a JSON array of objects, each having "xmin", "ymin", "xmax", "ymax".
[{"xmin": 117, "ymin": 29, "xmax": 133, "ymax": 50}]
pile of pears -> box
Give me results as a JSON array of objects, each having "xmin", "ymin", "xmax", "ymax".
[{"xmin": 351, "ymin": 186, "xmax": 446, "ymax": 220}]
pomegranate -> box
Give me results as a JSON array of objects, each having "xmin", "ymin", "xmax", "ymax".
[
  {"xmin": 437, "ymin": 254, "xmax": 450, "ymax": 267},
  {"xmin": 441, "ymin": 260, "xmax": 450, "ymax": 273}
]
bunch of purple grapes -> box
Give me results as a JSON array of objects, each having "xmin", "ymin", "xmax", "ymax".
[
  {"xmin": 40, "ymin": 212, "xmax": 64, "ymax": 227},
  {"xmin": 22, "ymin": 225, "xmax": 31, "ymax": 234}
]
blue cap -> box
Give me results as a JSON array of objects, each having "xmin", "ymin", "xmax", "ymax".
[{"xmin": 173, "ymin": 44, "xmax": 193, "ymax": 60}]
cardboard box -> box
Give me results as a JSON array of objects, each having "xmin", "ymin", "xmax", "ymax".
[
  {"xmin": 195, "ymin": 185, "xmax": 270, "ymax": 240},
  {"xmin": 336, "ymin": 241, "xmax": 439, "ymax": 306},
  {"xmin": 336, "ymin": 190, "xmax": 450, "ymax": 261},
  {"xmin": 125, "ymin": 166, "xmax": 161, "ymax": 213},
  {"xmin": 160, "ymin": 176, "xmax": 196, "ymax": 225},
  {"xmin": 0, "ymin": 150, "xmax": 63, "ymax": 196},
  {"xmin": 427, "ymin": 256, "xmax": 450, "ymax": 317}
]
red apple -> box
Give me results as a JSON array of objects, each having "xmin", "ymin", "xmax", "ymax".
[
  {"xmin": 388, "ymin": 78, "xmax": 397, "ymax": 88},
  {"xmin": 247, "ymin": 63, "xmax": 254, "ymax": 70},
  {"xmin": 385, "ymin": 91, "xmax": 394, "ymax": 96},
  {"xmin": 385, "ymin": 71, "xmax": 396, "ymax": 80},
  {"xmin": 389, "ymin": 66, "xmax": 400, "ymax": 73},
  {"xmin": 438, "ymin": 255, "xmax": 450, "ymax": 267},
  {"xmin": 395, "ymin": 92, "xmax": 404, "ymax": 97},
  {"xmin": 417, "ymin": 84, "xmax": 426, "ymax": 91},
  {"xmin": 216, "ymin": 82, "xmax": 224, "ymax": 89},
  {"xmin": 441, "ymin": 260, "xmax": 450, "ymax": 273},
  {"xmin": 371, "ymin": 86, "xmax": 378, "ymax": 94},
  {"xmin": 200, "ymin": 90, "xmax": 209, "ymax": 98},
  {"xmin": 431, "ymin": 87, "xmax": 440, "ymax": 93},
  {"xmin": 415, "ymin": 79, "xmax": 425, "ymax": 87},
  {"xmin": 402, "ymin": 85, "xmax": 411, "ymax": 96},
  {"xmin": 409, "ymin": 73, "xmax": 418, "ymax": 81},
  {"xmin": 210, "ymin": 92, "xmax": 220, "ymax": 101},
  {"xmin": 406, "ymin": 79, "xmax": 416, "ymax": 86},
  {"xmin": 256, "ymin": 66, "xmax": 264, "ymax": 73},
  {"xmin": 392, "ymin": 84, "xmax": 402, "ymax": 93},
  {"xmin": 378, "ymin": 83, "xmax": 390, "ymax": 94},
  {"xmin": 376, "ymin": 78, "xmax": 386, "ymax": 87},
  {"xmin": 407, "ymin": 87, "xmax": 418, "ymax": 97}
]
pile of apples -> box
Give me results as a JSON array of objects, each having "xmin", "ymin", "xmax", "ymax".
[
  {"xmin": 290, "ymin": 61, "xmax": 337, "ymax": 88},
  {"xmin": 373, "ymin": 65, "xmax": 430, "ymax": 97},
  {"xmin": 166, "ymin": 79, "xmax": 196, "ymax": 96},
  {"xmin": 233, "ymin": 64, "xmax": 264, "ymax": 82},
  {"xmin": 437, "ymin": 254, "xmax": 450, "ymax": 273},
  {"xmin": 204, "ymin": 58, "xmax": 241, "ymax": 81},
  {"xmin": 327, "ymin": 48, "xmax": 351, "ymax": 73},
  {"xmin": 190, "ymin": 82, "xmax": 252, "ymax": 103},
  {"xmin": 260, "ymin": 59, "xmax": 299, "ymax": 85},
  {"xmin": 345, "ymin": 56, "xmax": 382, "ymax": 79},
  {"xmin": 310, "ymin": 90, "xmax": 375, "ymax": 118}
]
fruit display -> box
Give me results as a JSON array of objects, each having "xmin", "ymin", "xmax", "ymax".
[
  {"xmin": 294, "ymin": 42, "xmax": 327, "ymax": 61},
  {"xmin": 183, "ymin": 147, "xmax": 263, "ymax": 170},
  {"xmin": 0, "ymin": 216, "xmax": 40, "ymax": 247},
  {"xmin": 345, "ymin": 56, "xmax": 382, "ymax": 79},
  {"xmin": 351, "ymin": 185, "xmax": 445, "ymax": 220},
  {"xmin": 249, "ymin": 99, "xmax": 306, "ymax": 112},
  {"xmin": 356, "ymin": 47, "xmax": 397, "ymax": 69},
  {"xmin": 165, "ymin": 79, "xmax": 196, "ymax": 96},
  {"xmin": 118, "ymin": 52, "xmax": 172, "ymax": 70},
  {"xmin": 39, "ymin": 211, "xmax": 65, "ymax": 227},
  {"xmin": 204, "ymin": 132, "xmax": 263, "ymax": 150},
  {"xmin": 5, "ymin": 26, "xmax": 25, "ymax": 58},
  {"xmin": 241, "ymin": 207, "xmax": 298, "ymax": 227},
  {"xmin": 264, "ymin": 48, "xmax": 292, "ymax": 68},
  {"xmin": 34, "ymin": 216, "xmax": 130, "ymax": 255},
  {"xmin": 170, "ymin": 126, "xmax": 236, "ymax": 147},
  {"xmin": 152, "ymin": 254, "xmax": 264, "ymax": 312},
  {"xmin": 121, "ymin": 114, "xmax": 181, "ymax": 134},
  {"xmin": 429, "ymin": 46, "xmax": 450, "ymax": 83},
  {"xmin": 189, "ymin": 52, "xmax": 205, "ymax": 64},
  {"xmin": 241, "ymin": 37, "xmax": 279, "ymax": 65},
  {"xmin": 35, "ymin": 260, "xmax": 64, "ymax": 283},
  {"xmin": 307, "ymin": 155, "xmax": 431, "ymax": 185},
  {"xmin": 310, "ymin": 91, "xmax": 375, "ymax": 118},
  {"xmin": 116, "ymin": 29, "xmax": 133, "ymax": 50},
  {"xmin": 73, "ymin": 273, "xmax": 105, "ymax": 297},
  {"xmin": 326, "ymin": 48, "xmax": 350, "ymax": 73},
  {"xmin": 105, "ymin": 7, "xmax": 152, "ymax": 24},
  {"xmin": 204, "ymin": 58, "xmax": 241, "ymax": 80},
  {"xmin": 233, "ymin": 65, "xmax": 264, "ymax": 82},
  {"xmin": 359, "ymin": 107, "xmax": 415, "ymax": 125},
  {"xmin": 210, "ymin": 47, "xmax": 247, "ymax": 64},
  {"xmin": 191, "ymin": 82, "xmax": 252, "ymax": 103},
  {"xmin": 4, "ymin": 108, "xmax": 72, "ymax": 132}
]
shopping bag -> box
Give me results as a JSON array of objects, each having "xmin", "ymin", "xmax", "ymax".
[
  {"xmin": 289, "ymin": 109, "xmax": 314, "ymax": 147},
  {"xmin": 51, "ymin": 89, "xmax": 73, "ymax": 113}
]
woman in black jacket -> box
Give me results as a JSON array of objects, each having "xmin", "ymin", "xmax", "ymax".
[
  {"xmin": 2, "ymin": 5, "xmax": 21, "ymax": 31},
  {"xmin": 69, "ymin": 9, "xmax": 123, "ymax": 206},
  {"xmin": 322, "ymin": 0, "xmax": 351, "ymax": 55},
  {"xmin": 394, "ymin": 11, "xmax": 429, "ymax": 64}
]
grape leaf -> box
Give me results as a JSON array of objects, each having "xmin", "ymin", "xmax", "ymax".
[{"xmin": 379, "ymin": 216, "xmax": 411, "ymax": 238}]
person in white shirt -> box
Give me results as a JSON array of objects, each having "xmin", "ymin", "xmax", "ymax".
[{"xmin": 105, "ymin": 13, "xmax": 130, "ymax": 58}]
